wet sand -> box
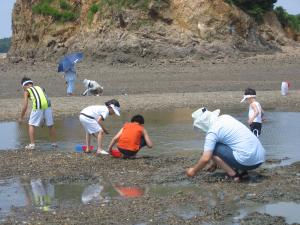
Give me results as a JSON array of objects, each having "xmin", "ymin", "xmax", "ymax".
[
  {"xmin": 0, "ymin": 46, "xmax": 300, "ymax": 224},
  {"xmin": 0, "ymin": 150, "xmax": 299, "ymax": 225}
]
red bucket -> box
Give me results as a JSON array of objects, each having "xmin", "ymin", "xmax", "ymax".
[{"xmin": 110, "ymin": 149, "xmax": 122, "ymax": 158}]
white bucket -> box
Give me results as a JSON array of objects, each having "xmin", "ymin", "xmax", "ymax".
[{"xmin": 281, "ymin": 81, "xmax": 289, "ymax": 96}]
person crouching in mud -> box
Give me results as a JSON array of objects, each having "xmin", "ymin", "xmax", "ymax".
[
  {"xmin": 82, "ymin": 79, "xmax": 103, "ymax": 96},
  {"xmin": 186, "ymin": 107, "xmax": 265, "ymax": 182},
  {"xmin": 108, "ymin": 114, "xmax": 153, "ymax": 159}
]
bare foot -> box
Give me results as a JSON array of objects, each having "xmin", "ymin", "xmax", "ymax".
[{"xmin": 206, "ymin": 162, "xmax": 217, "ymax": 172}]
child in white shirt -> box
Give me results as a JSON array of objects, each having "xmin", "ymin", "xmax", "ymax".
[{"xmin": 241, "ymin": 88, "xmax": 264, "ymax": 137}]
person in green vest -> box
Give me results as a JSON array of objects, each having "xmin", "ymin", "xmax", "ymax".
[{"xmin": 19, "ymin": 77, "xmax": 57, "ymax": 150}]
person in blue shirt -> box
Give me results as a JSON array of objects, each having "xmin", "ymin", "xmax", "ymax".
[
  {"xmin": 186, "ymin": 107, "xmax": 265, "ymax": 182},
  {"xmin": 64, "ymin": 67, "xmax": 77, "ymax": 96}
]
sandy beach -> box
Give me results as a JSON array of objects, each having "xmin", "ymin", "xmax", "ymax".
[{"xmin": 0, "ymin": 46, "xmax": 300, "ymax": 224}]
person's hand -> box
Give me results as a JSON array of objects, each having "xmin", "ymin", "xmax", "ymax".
[
  {"xmin": 104, "ymin": 130, "xmax": 109, "ymax": 135},
  {"xmin": 186, "ymin": 167, "xmax": 197, "ymax": 177},
  {"xmin": 18, "ymin": 117, "xmax": 23, "ymax": 123}
]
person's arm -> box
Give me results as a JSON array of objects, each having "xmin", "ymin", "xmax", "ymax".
[
  {"xmin": 186, "ymin": 150, "xmax": 213, "ymax": 177},
  {"xmin": 248, "ymin": 103, "xmax": 259, "ymax": 124},
  {"xmin": 82, "ymin": 89, "xmax": 88, "ymax": 96},
  {"xmin": 108, "ymin": 128, "xmax": 123, "ymax": 152},
  {"xmin": 97, "ymin": 116, "xmax": 109, "ymax": 134},
  {"xmin": 19, "ymin": 91, "xmax": 29, "ymax": 122},
  {"xmin": 261, "ymin": 106, "xmax": 265, "ymax": 121},
  {"xmin": 143, "ymin": 128, "xmax": 153, "ymax": 148}
]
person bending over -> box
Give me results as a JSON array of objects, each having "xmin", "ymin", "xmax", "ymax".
[{"xmin": 186, "ymin": 107, "xmax": 265, "ymax": 182}]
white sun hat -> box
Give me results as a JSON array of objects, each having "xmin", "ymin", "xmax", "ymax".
[
  {"xmin": 192, "ymin": 107, "xmax": 220, "ymax": 133},
  {"xmin": 83, "ymin": 79, "xmax": 90, "ymax": 87}
]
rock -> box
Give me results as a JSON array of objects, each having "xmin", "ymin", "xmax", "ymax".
[{"xmin": 8, "ymin": 0, "xmax": 296, "ymax": 61}]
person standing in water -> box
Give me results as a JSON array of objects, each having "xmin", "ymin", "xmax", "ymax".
[
  {"xmin": 240, "ymin": 88, "xmax": 264, "ymax": 137},
  {"xmin": 19, "ymin": 77, "xmax": 57, "ymax": 150},
  {"xmin": 79, "ymin": 99, "xmax": 120, "ymax": 155}
]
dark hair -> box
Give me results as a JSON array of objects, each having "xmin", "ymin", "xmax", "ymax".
[
  {"xmin": 21, "ymin": 77, "xmax": 33, "ymax": 86},
  {"xmin": 244, "ymin": 88, "xmax": 256, "ymax": 96},
  {"xmin": 131, "ymin": 114, "xmax": 144, "ymax": 124},
  {"xmin": 105, "ymin": 99, "xmax": 120, "ymax": 107}
]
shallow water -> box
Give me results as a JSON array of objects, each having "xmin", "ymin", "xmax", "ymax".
[
  {"xmin": 0, "ymin": 110, "xmax": 299, "ymax": 165},
  {"xmin": 231, "ymin": 202, "xmax": 300, "ymax": 224}
]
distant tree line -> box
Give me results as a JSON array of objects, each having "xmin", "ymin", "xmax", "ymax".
[
  {"xmin": 225, "ymin": 0, "xmax": 300, "ymax": 33},
  {"xmin": 275, "ymin": 6, "xmax": 300, "ymax": 32},
  {"xmin": 0, "ymin": 38, "xmax": 11, "ymax": 53},
  {"xmin": 225, "ymin": 0, "xmax": 276, "ymax": 23}
]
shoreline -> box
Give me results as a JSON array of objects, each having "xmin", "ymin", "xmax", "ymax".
[{"xmin": 1, "ymin": 90, "xmax": 299, "ymax": 121}]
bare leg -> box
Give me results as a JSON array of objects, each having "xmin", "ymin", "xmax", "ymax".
[
  {"xmin": 85, "ymin": 133, "xmax": 91, "ymax": 151},
  {"xmin": 28, "ymin": 125, "xmax": 35, "ymax": 144},
  {"xmin": 212, "ymin": 155, "xmax": 236, "ymax": 176},
  {"xmin": 48, "ymin": 126, "xmax": 56, "ymax": 143},
  {"xmin": 96, "ymin": 131, "xmax": 104, "ymax": 151}
]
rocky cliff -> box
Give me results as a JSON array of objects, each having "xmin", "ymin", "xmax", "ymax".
[{"xmin": 9, "ymin": 0, "xmax": 295, "ymax": 62}]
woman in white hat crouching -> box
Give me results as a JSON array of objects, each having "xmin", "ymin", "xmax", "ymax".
[{"xmin": 186, "ymin": 107, "xmax": 265, "ymax": 182}]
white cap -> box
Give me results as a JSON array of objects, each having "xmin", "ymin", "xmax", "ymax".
[
  {"xmin": 192, "ymin": 107, "xmax": 220, "ymax": 133},
  {"xmin": 110, "ymin": 104, "xmax": 120, "ymax": 116},
  {"xmin": 240, "ymin": 95, "xmax": 256, "ymax": 103}
]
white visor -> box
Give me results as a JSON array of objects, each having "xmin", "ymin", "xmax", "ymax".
[
  {"xmin": 240, "ymin": 95, "xmax": 256, "ymax": 103},
  {"xmin": 22, "ymin": 80, "xmax": 33, "ymax": 86},
  {"xmin": 110, "ymin": 104, "xmax": 120, "ymax": 116}
]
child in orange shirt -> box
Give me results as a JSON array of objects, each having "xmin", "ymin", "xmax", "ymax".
[{"xmin": 108, "ymin": 115, "xmax": 153, "ymax": 158}]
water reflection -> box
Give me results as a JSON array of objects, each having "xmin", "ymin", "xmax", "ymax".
[{"xmin": 0, "ymin": 177, "xmax": 144, "ymax": 219}]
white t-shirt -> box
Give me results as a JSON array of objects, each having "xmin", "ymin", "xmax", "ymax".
[
  {"xmin": 80, "ymin": 105, "xmax": 109, "ymax": 122},
  {"xmin": 249, "ymin": 101, "xmax": 262, "ymax": 123},
  {"xmin": 204, "ymin": 115, "xmax": 265, "ymax": 166}
]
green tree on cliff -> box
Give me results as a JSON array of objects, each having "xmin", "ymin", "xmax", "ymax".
[
  {"xmin": 275, "ymin": 6, "xmax": 300, "ymax": 32},
  {"xmin": 225, "ymin": 0, "xmax": 277, "ymax": 22}
]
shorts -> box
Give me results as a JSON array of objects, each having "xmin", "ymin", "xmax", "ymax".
[
  {"xmin": 118, "ymin": 148, "xmax": 138, "ymax": 157},
  {"xmin": 250, "ymin": 122, "xmax": 262, "ymax": 137},
  {"xmin": 79, "ymin": 114, "xmax": 102, "ymax": 134},
  {"xmin": 29, "ymin": 108, "xmax": 54, "ymax": 127},
  {"xmin": 213, "ymin": 143, "xmax": 261, "ymax": 170}
]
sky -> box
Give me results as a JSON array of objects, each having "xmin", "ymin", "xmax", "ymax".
[{"xmin": 0, "ymin": 0, "xmax": 300, "ymax": 38}]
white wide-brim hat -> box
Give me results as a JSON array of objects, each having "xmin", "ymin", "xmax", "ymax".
[{"xmin": 192, "ymin": 107, "xmax": 220, "ymax": 132}]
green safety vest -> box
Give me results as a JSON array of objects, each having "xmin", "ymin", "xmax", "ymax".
[{"xmin": 27, "ymin": 86, "xmax": 49, "ymax": 110}]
